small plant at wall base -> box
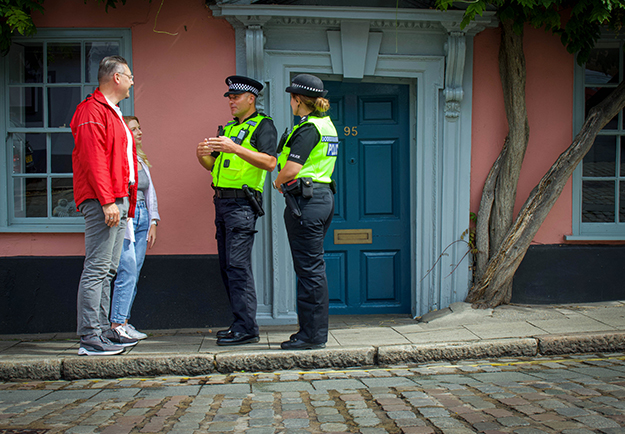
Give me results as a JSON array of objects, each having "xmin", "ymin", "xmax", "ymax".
[
  {"xmin": 0, "ymin": 0, "xmax": 129, "ymax": 55},
  {"xmin": 437, "ymin": 0, "xmax": 625, "ymax": 308},
  {"xmin": 421, "ymin": 212, "xmax": 478, "ymax": 282}
]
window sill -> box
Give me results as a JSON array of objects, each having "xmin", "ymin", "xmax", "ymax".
[
  {"xmin": 0, "ymin": 224, "xmax": 85, "ymax": 233},
  {"xmin": 565, "ymin": 234, "xmax": 625, "ymax": 241}
]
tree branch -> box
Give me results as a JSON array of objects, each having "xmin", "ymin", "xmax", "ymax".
[{"xmin": 471, "ymin": 79, "xmax": 625, "ymax": 308}]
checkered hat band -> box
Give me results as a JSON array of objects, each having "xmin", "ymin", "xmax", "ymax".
[
  {"xmin": 292, "ymin": 82, "xmax": 324, "ymax": 93},
  {"xmin": 229, "ymin": 83, "xmax": 259, "ymax": 95}
]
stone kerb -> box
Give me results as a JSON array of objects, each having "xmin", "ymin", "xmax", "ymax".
[
  {"xmin": 2, "ymin": 333, "xmax": 625, "ymax": 381},
  {"xmin": 0, "ymin": 358, "xmax": 62, "ymax": 381},
  {"xmin": 214, "ymin": 347, "xmax": 376, "ymax": 373},
  {"xmin": 377, "ymin": 338, "xmax": 538, "ymax": 366},
  {"xmin": 62, "ymin": 354, "xmax": 216, "ymax": 380},
  {"xmin": 538, "ymin": 331, "xmax": 625, "ymax": 355}
]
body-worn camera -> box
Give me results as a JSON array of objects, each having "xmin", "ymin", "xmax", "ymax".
[{"xmin": 211, "ymin": 125, "xmax": 225, "ymax": 158}]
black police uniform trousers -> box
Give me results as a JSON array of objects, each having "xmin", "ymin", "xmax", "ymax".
[
  {"xmin": 214, "ymin": 197, "xmax": 259, "ymax": 336},
  {"xmin": 284, "ymin": 187, "xmax": 334, "ymax": 344}
]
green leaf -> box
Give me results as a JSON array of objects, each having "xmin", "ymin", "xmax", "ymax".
[
  {"xmin": 2, "ymin": 6, "xmax": 36, "ymax": 36},
  {"xmin": 435, "ymin": 0, "xmax": 454, "ymax": 11}
]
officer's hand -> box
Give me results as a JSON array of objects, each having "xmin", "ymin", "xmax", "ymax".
[
  {"xmin": 207, "ymin": 136, "xmax": 238, "ymax": 154},
  {"xmin": 102, "ymin": 202, "xmax": 120, "ymax": 227},
  {"xmin": 197, "ymin": 139, "xmax": 214, "ymax": 157}
]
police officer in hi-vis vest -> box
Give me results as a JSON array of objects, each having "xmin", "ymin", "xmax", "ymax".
[
  {"xmin": 273, "ymin": 74, "xmax": 339, "ymax": 350},
  {"xmin": 197, "ymin": 76, "xmax": 277, "ymax": 346}
]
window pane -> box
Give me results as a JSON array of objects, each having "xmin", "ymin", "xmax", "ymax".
[
  {"xmin": 85, "ymin": 42, "xmax": 120, "ymax": 83},
  {"xmin": 582, "ymin": 180, "xmax": 616, "ymax": 222},
  {"xmin": 14, "ymin": 178, "xmax": 47, "ymax": 218},
  {"xmin": 52, "ymin": 179, "xmax": 80, "ymax": 217},
  {"xmin": 585, "ymin": 45, "xmax": 620, "ymax": 85},
  {"xmin": 48, "ymin": 87, "xmax": 82, "ymax": 128},
  {"xmin": 583, "ymin": 135, "xmax": 616, "ymax": 177},
  {"xmin": 621, "ymin": 181, "xmax": 625, "ymax": 223},
  {"xmin": 9, "ymin": 42, "xmax": 43, "ymax": 84},
  {"xmin": 10, "ymin": 87, "xmax": 43, "ymax": 127},
  {"xmin": 51, "ymin": 133, "xmax": 74, "ymax": 173},
  {"xmin": 48, "ymin": 43, "xmax": 81, "ymax": 83},
  {"xmin": 12, "ymin": 134, "xmax": 46, "ymax": 174},
  {"xmin": 84, "ymin": 85, "xmax": 98, "ymax": 98},
  {"xmin": 622, "ymin": 137, "xmax": 625, "ymax": 177},
  {"xmin": 585, "ymin": 87, "xmax": 619, "ymax": 129}
]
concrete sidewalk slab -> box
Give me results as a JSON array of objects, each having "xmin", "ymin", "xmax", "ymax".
[
  {"xmin": 402, "ymin": 328, "xmax": 480, "ymax": 344},
  {"xmin": 529, "ymin": 318, "xmax": 618, "ymax": 334},
  {"xmin": 465, "ymin": 321, "xmax": 548, "ymax": 339},
  {"xmin": 331, "ymin": 327, "xmax": 411, "ymax": 346},
  {"xmin": 0, "ymin": 302, "xmax": 624, "ymax": 381}
]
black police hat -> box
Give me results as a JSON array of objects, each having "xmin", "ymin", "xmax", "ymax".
[
  {"xmin": 224, "ymin": 75, "xmax": 263, "ymax": 97},
  {"xmin": 285, "ymin": 74, "xmax": 328, "ymax": 98}
]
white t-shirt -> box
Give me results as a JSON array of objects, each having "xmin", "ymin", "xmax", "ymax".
[{"xmin": 105, "ymin": 96, "xmax": 135, "ymax": 185}]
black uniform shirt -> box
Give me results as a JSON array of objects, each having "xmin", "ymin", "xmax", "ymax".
[
  {"xmin": 285, "ymin": 119, "xmax": 321, "ymax": 166},
  {"xmin": 235, "ymin": 112, "xmax": 278, "ymax": 158}
]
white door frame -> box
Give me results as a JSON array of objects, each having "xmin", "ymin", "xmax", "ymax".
[{"xmin": 211, "ymin": 4, "xmax": 497, "ymax": 323}]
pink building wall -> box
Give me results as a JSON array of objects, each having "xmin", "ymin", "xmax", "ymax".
[
  {"xmin": 1, "ymin": 5, "xmax": 582, "ymax": 257},
  {"xmin": 0, "ymin": 0, "xmax": 235, "ymax": 257},
  {"xmin": 471, "ymin": 26, "xmax": 575, "ymax": 245}
]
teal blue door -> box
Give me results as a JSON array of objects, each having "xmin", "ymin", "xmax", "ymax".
[{"xmin": 323, "ymin": 81, "xmax": 411, "ymax": 314}]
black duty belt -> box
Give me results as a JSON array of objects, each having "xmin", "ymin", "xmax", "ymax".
[
  {"xmin": 313, "ymin": 182, "xmax": 331, "ymax": 189},
  {"xmin": 214, "ymin": 187, "xmax": 259, "ymax": 199}
]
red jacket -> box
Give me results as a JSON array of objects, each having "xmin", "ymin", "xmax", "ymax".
[{"xmin": 71, "ymin": 88, "xmax": 138, "ymax": 217}]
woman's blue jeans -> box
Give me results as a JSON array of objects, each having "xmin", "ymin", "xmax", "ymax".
[{"xmin": 110, "ymin": 200, "xmax": 149, "ymax": 324}]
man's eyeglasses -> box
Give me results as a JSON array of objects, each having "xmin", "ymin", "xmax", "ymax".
[{"xmin": 117, "ymin": 72, "xmax": 134, "ymax": 81}]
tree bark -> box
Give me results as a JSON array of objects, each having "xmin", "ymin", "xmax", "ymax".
[
  {"xmin": 468, "ymin": 19, "xmax": 529, "ymax": 303},
  {"xmin": 470, "ymin": 78, "xmax": 625, "ymax": 308},
  {"xmin": 474, "ymin": 138, "xmax": 507, "ymax": 283},
  {"xmin": 489, "ymin": 19, "xmax": 530, "ymax": 257}
]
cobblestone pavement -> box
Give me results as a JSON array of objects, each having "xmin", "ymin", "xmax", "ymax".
[{"xmin": 2, "ymin": 353, "xmax": 625, "ymax": 433}]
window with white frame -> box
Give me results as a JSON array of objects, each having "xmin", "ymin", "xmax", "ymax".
[
  {"xmin": 571, "ymin": 38, "xmax": 625, "ymax": 239},
  {"xmin": 1, "ymin": 29, "xmax": 131, "ymax": 232}
]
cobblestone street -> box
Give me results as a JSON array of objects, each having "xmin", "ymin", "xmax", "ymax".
[{"xmin": 2, "ymin": 353, "xmax": 625, "ymax": 433}]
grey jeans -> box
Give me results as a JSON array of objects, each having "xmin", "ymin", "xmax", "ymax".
[{"xmin": 77, "ymin": 197, "xmax": 129, "ymax": 337}]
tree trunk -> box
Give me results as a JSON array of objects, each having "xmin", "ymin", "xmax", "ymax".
[
  {"xmin": 468, "ymin": 19, "xmax": 529, "ymax": 302},
  {"xmin": 470, "ymin": 78, "xmax": 625, "ymax": 308},
  {"xmin": 474, "ymin": 138, "xmax": 507, "ymax": 282},
  {"xmin": 489, "ymin": 19, "xmax": 530, "ymax": 256}
]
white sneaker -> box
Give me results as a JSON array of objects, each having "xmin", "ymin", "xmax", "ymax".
[
  {"xmin": 103, "ymin": 327, "xmax": 138, "ymax": 347},
  {"xmin": 123, "ymin": 324, "xmax": 148, "ymax": 340}
]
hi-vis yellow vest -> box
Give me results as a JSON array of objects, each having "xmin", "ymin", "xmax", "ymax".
[
  {"xmin": 213, "ymin": 113, "xmax": 270, "ymax": 192},
  {"xmin": 278, "ymin": 115, "xmax": 338, "ymax": 183}
]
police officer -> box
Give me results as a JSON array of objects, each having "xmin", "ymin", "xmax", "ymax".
[
  {"xmin": 197, "ymin": 76, "xmax": 277, "ymax": 346},
  {"xmin": 273, "ymin": 74, "xmax": 339, "ymax": 350}
]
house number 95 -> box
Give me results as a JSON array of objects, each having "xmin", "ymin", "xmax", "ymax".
[{"xmin": 344, "ymin": 126, "xmax": 358, "ymax": 136}]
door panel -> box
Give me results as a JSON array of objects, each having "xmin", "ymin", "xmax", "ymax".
[{"xmin": 324, "ymin": 80, "xmax": 411, "ymax": 314}]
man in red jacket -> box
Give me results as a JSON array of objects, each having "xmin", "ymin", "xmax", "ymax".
[{"xmin": 71, "ymin": 56, "xmax": 139, "ymax": 356}]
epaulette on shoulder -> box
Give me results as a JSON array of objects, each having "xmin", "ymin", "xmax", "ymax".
[
  {"xmin": 258, "ymin": 113, "xmax": 272, "ymax": 120},
  {"xmin": 226, "ymin": 120, "xmax": 237, "ymax": 126}
]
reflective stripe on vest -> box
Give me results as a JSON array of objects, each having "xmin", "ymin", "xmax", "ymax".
[
  {"xmin": 277, "ymin": 115, "xmax": 338, "ymax": 184},
  {"xmin": 213, "ymin": 114, "xmax": 270, "ymax": 192}
]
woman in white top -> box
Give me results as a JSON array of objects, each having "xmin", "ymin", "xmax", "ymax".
[{"xmin": 110, "ymin": 115, "xmax": 160, "ymax": 340}]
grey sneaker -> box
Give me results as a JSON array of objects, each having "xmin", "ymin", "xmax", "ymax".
[
  {"xmin": 103, "ymin": 327, "xmax": 138, "ymax": 347},
  {"xmin": 122, "ymin": 324, "xmax": 148, "ymax": 340},
  {"xmin": 79, "ymin": 334, "xmax": 125, "ymax": 356}
]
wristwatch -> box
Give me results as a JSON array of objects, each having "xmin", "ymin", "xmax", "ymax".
[{"xmin": 151, "ymin": 220, "xmax": 158, "ymax": 226}]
